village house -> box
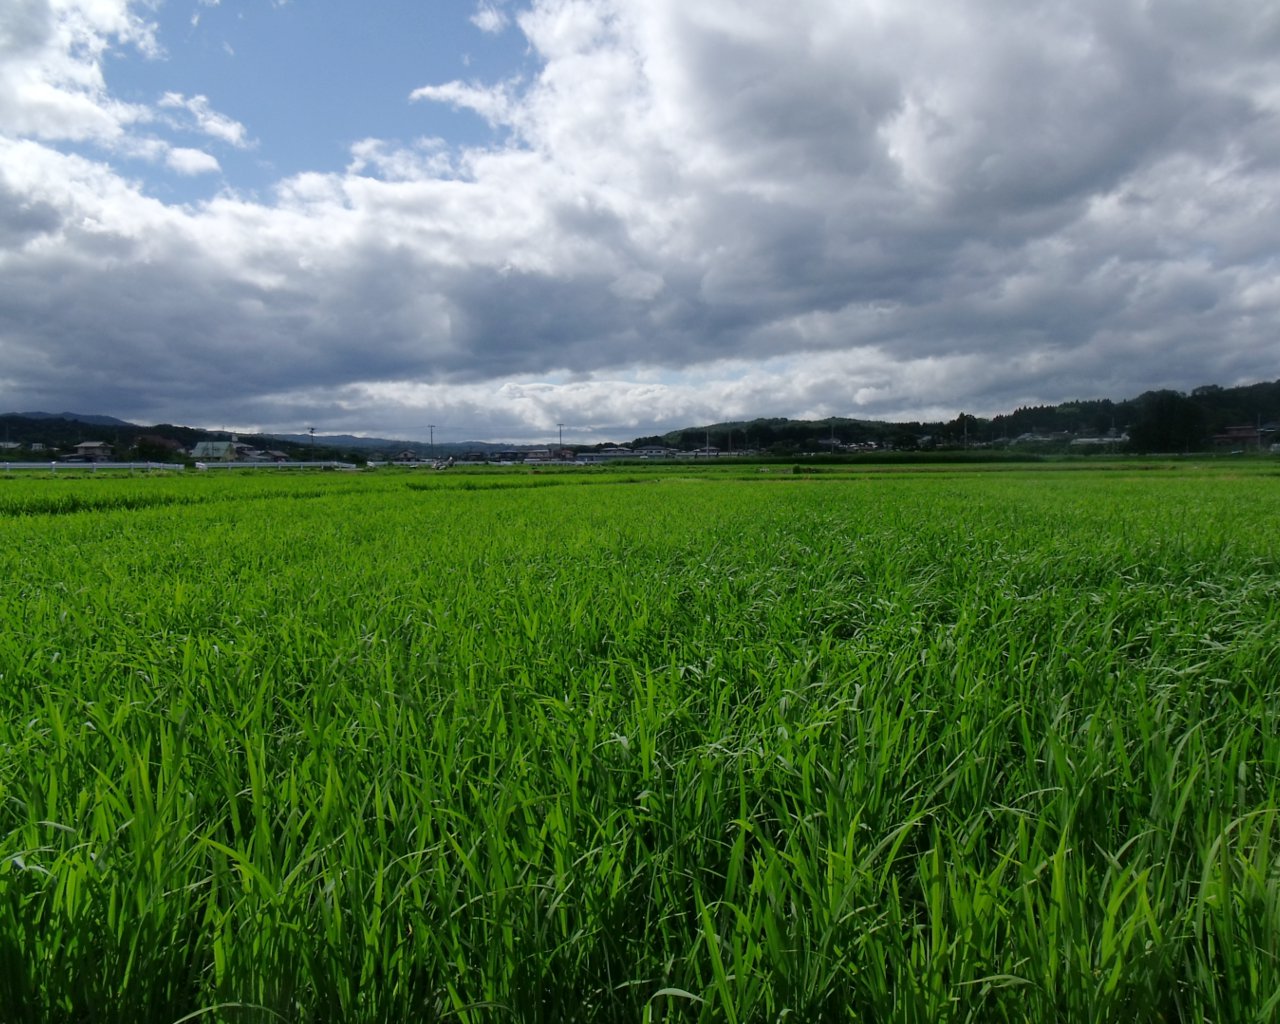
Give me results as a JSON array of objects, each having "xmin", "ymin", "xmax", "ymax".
[
  {"xmin": 1212, "ymin": 425, "xmax": 1262, "ymax": 450},
  {"xmin": 232, "ymin": 442, "xmax": 273, "ymax": 462},
  {"xmin": 72, "ymin": 441, "xmax": 113, "ymax": 462},
  {"xmin": 576, "ymin": 447, "xmax": 636, "ymax": 463},
  {"xmin": 191, "ymin": 441, "xmax": 237, "ymax": 462}
]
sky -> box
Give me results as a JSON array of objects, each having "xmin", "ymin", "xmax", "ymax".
[{"xmin": 0, "ymin": 0, "xmax": 1277, "ymax": 444}]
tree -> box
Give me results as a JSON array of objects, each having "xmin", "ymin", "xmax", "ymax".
[{"xmin": 1128, "ymin": 390, "xmax": 1207, "ymax": 452}]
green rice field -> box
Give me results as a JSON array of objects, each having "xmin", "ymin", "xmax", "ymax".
[{"xmin": 1, "ymin": 462, "xmax": 1277, "ymax": 1022}]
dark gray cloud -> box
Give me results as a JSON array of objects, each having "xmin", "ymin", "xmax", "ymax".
[{"xmin": 0, "ymin": 182, "xmax": 61, "ymax": 246}]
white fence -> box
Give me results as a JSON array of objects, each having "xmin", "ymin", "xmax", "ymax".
[
  {"xmin": 2, "ymin": 462, "xmax": 184, "ymax": 472},
  {"xmin": 193, "ymin": 461, "xmax": 357, "ymax": 470}
]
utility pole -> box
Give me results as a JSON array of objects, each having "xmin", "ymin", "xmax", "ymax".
[
  {"xmin": 429, "ymin": 424, "xmax": 436, "ymax": 461},
  {"xmin": 557, "ymin": 422, "xmax": 565, "ymax": 452},
  {"xmin": 309, "ymin": 427, "xmax": 315, "ymax": 459}
]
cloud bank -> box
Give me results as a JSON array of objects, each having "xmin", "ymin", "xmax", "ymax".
[{"xmin": 0, "ymin": 0, "xmax": 1277, "ymax": 441}]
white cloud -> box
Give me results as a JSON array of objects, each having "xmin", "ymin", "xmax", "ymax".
[
  {"xmin": 157, "ymin": 92, "xmax": 251, "ymax": 148},
  {"xmin": 471, "ymin": 2, "xmax": 509, "ymax": 34},
  {"xmin": 409, "ymin": 80, "xmax": 519, "ymax": 127},
  {"xmin": 347, "ymin": 137, "xmax": 455, "ymax": 181},
  {"xmin": 0, "ymin": 0, "xmax": 157, "ymax": 144},
  {"xmin": 166, "ymin": 147, "xmax": 220, "ymax": 175}
]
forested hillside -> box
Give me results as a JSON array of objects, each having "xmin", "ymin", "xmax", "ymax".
[{"xmin": 635, "ymin": 380, "xmax": 1280, "ymax": 453}]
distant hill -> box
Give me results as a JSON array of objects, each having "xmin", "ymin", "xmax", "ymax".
[
  {"xmin": 0, "ymin": 413, "xmax": 361, "ymax": 463},
  {"xmin": 16, "ymin": 411, "xmax": 134, "ymax": 427},
  {"xmin": 0, "ymin": 412, "xmax": 522, "ymax": 461},
  {"xmin": 270, "ymin": 433, "xmax": 546, "ymax": 454},
  {"xmin": 5, "ymin": 378, "xmax": 1278, "ymax": 458},
  {"xmin": 272, "ymin": 432, "xmax": 407, "ymax": 450},
  {"xmin": 635, "ymin": 379, "xmax": 1280, "ymax": 454}
]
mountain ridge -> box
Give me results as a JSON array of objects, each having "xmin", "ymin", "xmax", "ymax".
[
  {"xmin": 15, "ymin": 411, "xmax": 135, "ymax": 427},
  {"xmin": 4, "ymin": 378, "xmax": 1278, "ymax": 453}
]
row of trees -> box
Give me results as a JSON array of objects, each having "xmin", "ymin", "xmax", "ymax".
[
  {"xmin": 5, "ymin": 380, "xmax": 1276, "ymax": 464},
  {"xmin": 633, "ymin": 380, "xmax": 1280, "ymax": 455}
]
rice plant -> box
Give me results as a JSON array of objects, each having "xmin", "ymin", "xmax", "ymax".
[{"xmin": 0, "ymin": 464, "xmax": 1276, "ymax": 1022}]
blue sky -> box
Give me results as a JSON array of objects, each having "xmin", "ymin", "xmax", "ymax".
[
  {"xmin": 1, "ymin": 0, "xmax": 1278, "ymax": 443},
  {"xmin": 103, "ymin": 1, "xmax": 530, "ymax": 200}
]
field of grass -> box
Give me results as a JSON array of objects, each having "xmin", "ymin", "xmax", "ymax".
[{"xmin": 1, "ymin": 462, "xmax": 1277, "ymax": 1022}]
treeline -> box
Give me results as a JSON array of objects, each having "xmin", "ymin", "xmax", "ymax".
[
  {"xmin": 5, "ymin": 379, "xmax": 1278, "ymax": 462},
  {"xmin": 633, "ymin": 380, "xmax": 1280, "ymax": 454},
  {"xmin": 988, "ymin": 381, "xmax": 1280, "ymax": 448}
]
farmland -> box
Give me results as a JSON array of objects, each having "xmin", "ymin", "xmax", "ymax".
[{"xmin": 1, "ymin": 462, "xmax": 1277, "ymax": 1022}]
